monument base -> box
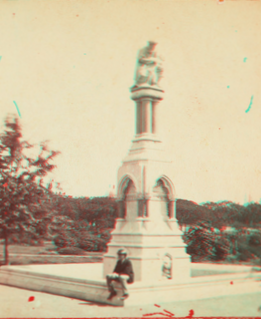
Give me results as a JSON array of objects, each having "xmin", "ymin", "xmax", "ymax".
[{"xmin": 0, "ymin": 263, "xmax": 260, "ymax": 307}]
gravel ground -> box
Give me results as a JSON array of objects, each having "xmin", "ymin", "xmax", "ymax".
[{"xmin": 1, "ymin": 283, "xmax": 261, "ymax": 317}]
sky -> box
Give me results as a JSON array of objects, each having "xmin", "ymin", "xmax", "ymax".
[{"xmin": 0, "ymin": 0, "xmax": 260, "ymax": 204}]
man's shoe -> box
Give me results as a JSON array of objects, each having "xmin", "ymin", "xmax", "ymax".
[
  {"xmin": 120, "ymin": 293, "xmax": 129, "ymax": 300},
  {"xmin": 107, "ymin": 291, "xmax": 117, "ymax": 301}
]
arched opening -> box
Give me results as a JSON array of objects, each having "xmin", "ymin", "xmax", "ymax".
[
  {"xmin": 153, "ymin": 177, "xmax": 175, "ymax": 219},
  {"xmin": 117, "ymin": 177, "xmax": 136, "ymax": 219}
]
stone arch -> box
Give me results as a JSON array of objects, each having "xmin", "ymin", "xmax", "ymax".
[
  {"xmin": 117, "ymin": 175, "xmax": 138, "ymax": 219},
  {"xmin": 156, "ymin": 175, "xmax": 175, "ymax": 200},
  {"xmin": 118, "ymin": 174, "xmax": 138, "ymax": 199},
  {"xmin": 153, "ymin": 176, "xmax": 176, "ymax": 219}
]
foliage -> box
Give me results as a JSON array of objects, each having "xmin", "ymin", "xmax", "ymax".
[
  {"xmin": 50, "ymin": 196, "xmax": 118, "ymax": 235},
  {"xmin": 248, "ymin": 233, "xmax": 261, "ymax": 247},
  {"xmin": 176, "ymin": 200, "xmax": 210, "ymax": 227},
  {"xmin": 57, "ymin": 247, "xmax": 88, "ymax": 255},
  {"xmin": 48, "ymin": 195, "xmax": 117, "ymax": 252},
  {"xmin": 0, "ymin": 114, "xmax": 60, "ymax": 264},
  {"xmin": 211, "ymin": 236, "xmax": 230, "ymax": 261},
  {"xmin": 183, "ymin": 222, "xmax": 230, "ymax": 262},
  {"xmin": 53, "ymin": 231, "xmax": 79, "ymax": 248},
  {"xmin": 53, "ymin": 227, "xmax": 108, "ymax": 252},
  {"xmin": 177, "ymin": 199, "xmax": 261, "ymax": 230}
]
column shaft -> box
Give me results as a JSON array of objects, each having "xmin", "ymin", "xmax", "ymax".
[
  {"xmin": 168, "ymin": 200, "xmax": 174, "ymax": 219},
  {"xmin": 118, "ymin": 200, "xmax": 127, "ymax": 218},
  {"xmin": 152, "ymin": 101, "xmax": 157, "ymax": 134},
  {"xmin": 136, "ymin": 102, "xmax": 141, "ymax": 134}
]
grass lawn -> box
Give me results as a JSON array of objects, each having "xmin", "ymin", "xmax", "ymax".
[
  {"xmin": 0, "ymin": 242, "xmax": 260, "ymax": 268},
  {"xmin": 0, "ymin": 241, "xmax": 103, "ymax": 266}
]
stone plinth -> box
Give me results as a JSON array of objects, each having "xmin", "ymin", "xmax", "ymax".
[{"xmin": 0, "ymin": 263, "xmax": 259, "ymax": 307}]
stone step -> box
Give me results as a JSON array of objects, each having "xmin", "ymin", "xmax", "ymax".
[{"xmin": 0, "ymin": 264, "xmax": 260, "ymax": 307}]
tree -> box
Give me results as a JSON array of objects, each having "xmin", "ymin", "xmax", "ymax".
[{"xmin": 0, "ymin": 114, "xmax": 60, "ymax": 265}]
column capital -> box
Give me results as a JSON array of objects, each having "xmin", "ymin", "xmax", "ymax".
[{"xmin": 130, "ymin": 86, "xmax": 164, "ymax": 101}]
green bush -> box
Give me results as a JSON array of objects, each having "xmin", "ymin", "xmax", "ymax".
[
  {"xmin": 211, "ymin": 237, "xmax": 230, "ymax": 261},
  {"xmin": 184, "ymin": 225, "xmax": 215, "ymax": 261},
  {"xmin": 53, "ymin": 231, "xmax": 78, "ymax": 248},
  {"xmin": 52, "ymin": 229, "xmax": 108, "ymax": 253},
  {"xmin": 184, "ymin": 223, "xmax": 230, "ymax": 262},
  {"xmin": 248, "ymin": 234, "xmax": 261, "ymax": 247},
  {"xmin": 237, "ymin": 245, "xmax": 256, "ymax": 261},
  {"xmin": 57, "ymin": 247, "xmax": 88, "ymax": 255},
  {"xmin": 78, "ymin": 235, "xmax": 107, "ymax": 252}
]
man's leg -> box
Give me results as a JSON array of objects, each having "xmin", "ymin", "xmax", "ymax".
[
  {"xmin": 106, "ymin": 274, "xmax": 119, "ymax": 300},
  {"xmin": 106, "ymin": 274, "xmax": 117, "ymax": 293},
  {"xmin": 118, "ymin": 275, "xmax": 130, "ymax": 298}
]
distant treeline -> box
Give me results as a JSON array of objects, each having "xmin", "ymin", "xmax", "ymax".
[
  {"xmin": 57, "ymin": 196, "xmax": 261, "ymax": 231},
  {"xmin": 46, "ymin": 196, "xmax": 261, "ymax": 261},
  {"xmin": 5, "ymin": 193, "xmax": 261, "ymax": 262},
  {"xmin": 176, "ymin": 199, "xmax": 261, "ymax": 229},
  {"xmin": 6, "ymin": 194, "xmax": 261, "ymax": 249}
]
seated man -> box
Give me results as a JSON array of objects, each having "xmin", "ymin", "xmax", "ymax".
[{"xmin": 106, "ymin": 248, "xmax": 134, "ymax": 300}]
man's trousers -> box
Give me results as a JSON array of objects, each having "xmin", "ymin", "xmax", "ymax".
[{"xmin": 106, "ymin": 273, "xmax": 130, "ymax": 295}]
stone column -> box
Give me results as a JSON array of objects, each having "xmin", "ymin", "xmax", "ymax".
[
  {"xmin": 173, "ymin": 198, "xmax": 177, "ymax": 220},
  {"xmin": 131, "ymin": 86, "xmax": 164, "ymax": 138},
  {"xmin": 168, "ymin": 200, "xmax": 174, "ymax": 219},
  {"xmin": 136, "ymin": 101, "xmax": 141, "ymax": 135},
  {"xmin": 138, "ymin": 198, "xmax": 144, "ymax": 217},
  {"xmin": 151, "ymin": 100, "xmax": 157, "ymax": 134},
  {"xmin": 118, "ymin": 199, "xmax": 126, "ymax": 218},
  {"xmin": 168, "ymin": 198, "xmax": 178, "ymax": 221},
  {"xmin": 143, "ymin": 199, "xmax": 149, "ymax": 217}
]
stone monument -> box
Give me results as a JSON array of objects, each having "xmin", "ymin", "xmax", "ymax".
[
  {"xmin": 0, "ymin": 42, "xmax": 258, "ymax": 308},
  {"xmin": 103, "ymin": 41, "xmax": 191, "ymax": 283}
]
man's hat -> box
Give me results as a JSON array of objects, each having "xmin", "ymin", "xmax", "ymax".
[{"xmin": 117, "ymin": 248, "xmax": 127, "ymax": 255}]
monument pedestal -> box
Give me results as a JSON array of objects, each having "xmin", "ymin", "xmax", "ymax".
[
  {"xmin": 103, "ymin": 84, "xmax": 191, "ymax": 284},
  {"xmin": 103, "ymin": 217, "xmax": 191, "ymax": 283}
]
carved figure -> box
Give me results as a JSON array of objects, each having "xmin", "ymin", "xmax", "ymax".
[
  {"xmin": 134, "ymin": 41, "xmax": 163, "ymax": 88},
  {"xmin": 162, "ymin": 254, "xmax": 172, "ymax": 279}
]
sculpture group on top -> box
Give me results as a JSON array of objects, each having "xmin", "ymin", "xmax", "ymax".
[{"xmin": 133, "ymin": 41, "xmax": 164, "ymax": 88}]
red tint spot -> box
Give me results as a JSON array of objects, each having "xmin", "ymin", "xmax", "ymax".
[
  {"xmin": 230, "ymin": 281, "xmax": 233, "ymax": 284},
  {"xmin": 76, "ymin": 15, "xmax": 79, "ymax": 17},
  {"xmin": 140, "ymin": 308, "xmax": 142, "ymax": 310},
  {"xmin": 164, "ymin": 309, "xmax": 175, "ymax": 316},
  {"xmin": 28, "ymin": 296, "xmax": 35, "ymax": 302},
  {"xmin": 219, "ymin": 128, "xmax": 221, "ymax": 130},
  {"xmin": 13, "ymin": 13, "xmax": 15, "ymax": 15},
  {"xmin": 186, "ymin": 309, "xmax": 194, "ymax": 318},
  {"xmin": 3, "ymin": 183, "xmax": 8, "ymax": 187}
]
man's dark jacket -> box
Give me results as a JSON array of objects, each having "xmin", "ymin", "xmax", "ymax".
[{"xmin": 113, "ymin": 258, "xmax": 134, "ymax": 283}]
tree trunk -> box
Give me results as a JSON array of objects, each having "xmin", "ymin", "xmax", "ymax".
[{"xmin": 4, "ymin": 228, "xmax": 9, "ymax": 265}]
